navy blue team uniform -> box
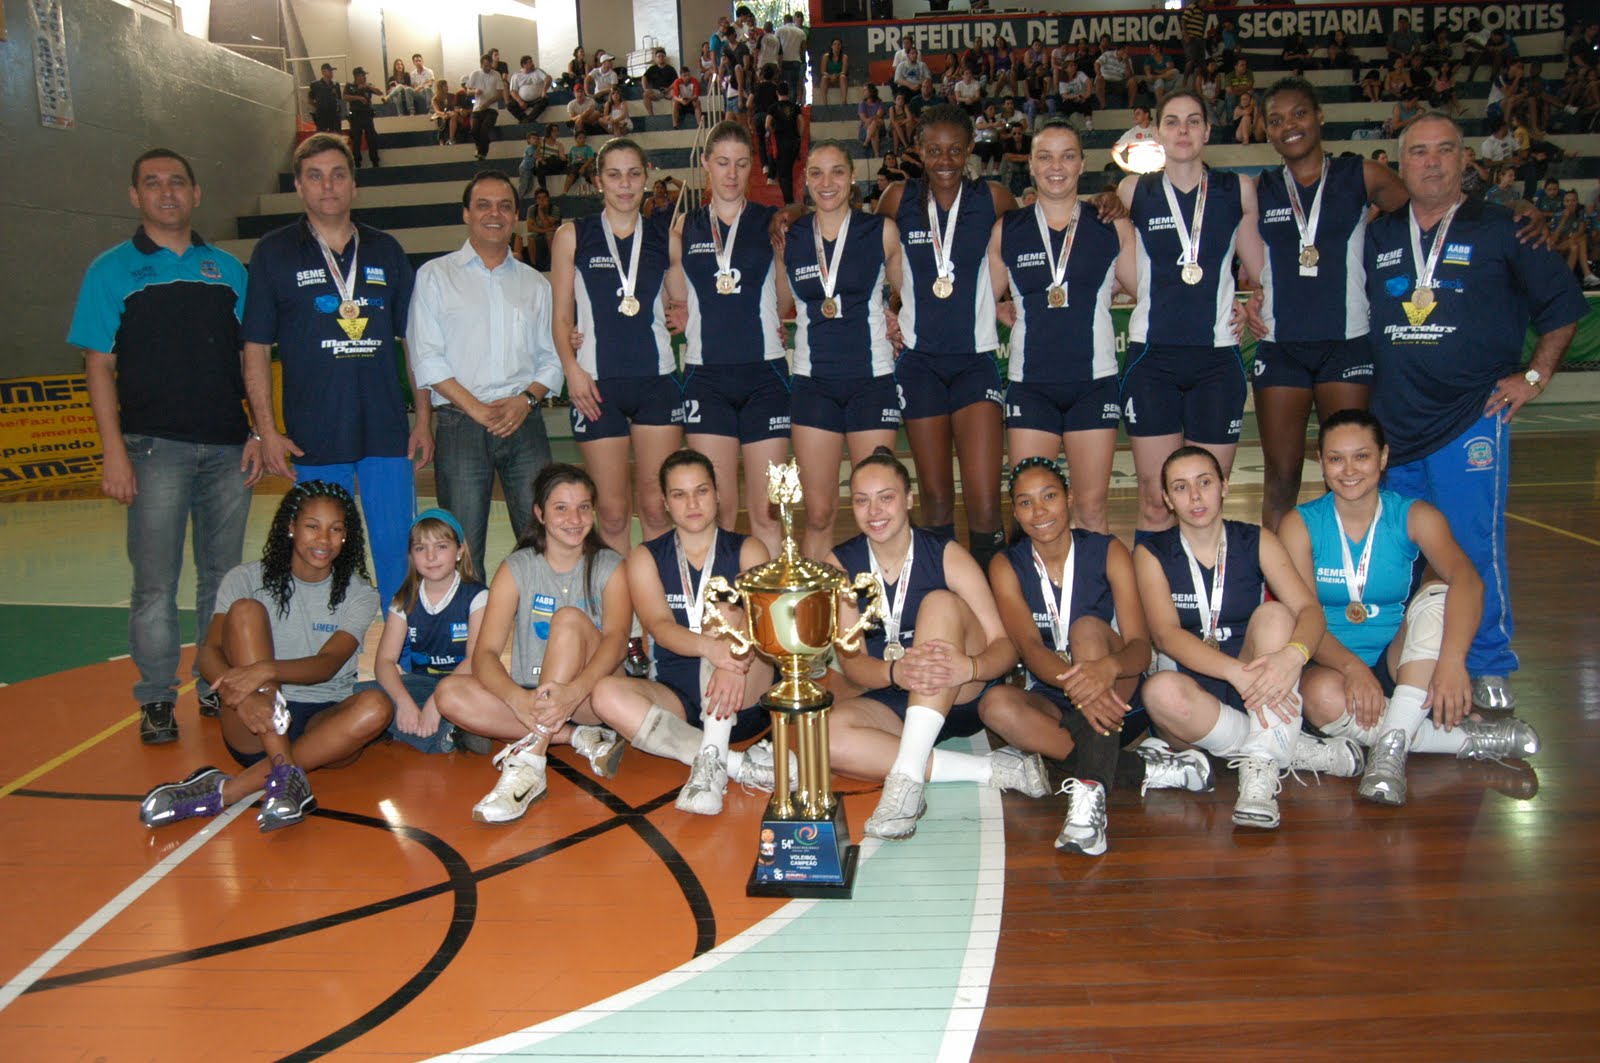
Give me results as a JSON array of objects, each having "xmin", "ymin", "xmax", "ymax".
[
  {"xmin": 1365, "ymin": 197, "xmax": 1588, "ymax": 675},
  {"xmin": 834, "ymin": 528, "xmax": 986, "ymax": 738},
  {"xmin": 1000, "ymin": 204, "xmax": 1124, "ymax": 435},
  {"xmin": 1253, "ymin": 155, "xmax": 1375, "ymax": 390},
  {"xmin": 1124, "ymin": 172, "xmax": 1247, "ymax": 443},
  {"xmin": 371, "ymin": 579, "xmax": 488, "ymax": 753},
  {"xmin": 783, "ymin": 211, "xmax": 901, "ymax": 434},
  {"xmin": 893, "ymin": 179, "xmax": 1004, "ymax": 418},
  {"xmin": 643, "ymin": 530, "xmax": 768, "ymax": 739},
  {"xmin": 569, "ymin": 212, "xmax": 682, "ymax": 441}
]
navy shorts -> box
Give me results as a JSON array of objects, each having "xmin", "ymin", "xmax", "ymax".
[
  {"xmin": 1120, "ymin": 343, "xmax": 1246, "ymax": 443},
  {"xmin": 856, "ymin": 683, "xmax": 993, "ymax": 740},
  {"xmin": 896, "ymin": 349, "xmax": 1003, "ymax": 421},
  {"xmin": 682, "ymin": 362, "xmax": 793, "ymax": 443},
  {"xmin": 1251, "ymin": 338, "xmax": 1376, "ymax": 391},
  {"xmin": 1005, "ymin": 377, "xmax": 1122, "ymax": 435},
  {"xmin": 571, "ymin": 372, "xmax": 684, "ymax": 441},
  {"xmin": 658, "ymin": 662, "xmax": 771, "ymax": 742},
  {"xmin": 790, "ymin": 373, "xmax": 903, "ymax": 434},
  {"xmin": 224, "ymin": 699, "xmax": 339, "ymax": 767}
]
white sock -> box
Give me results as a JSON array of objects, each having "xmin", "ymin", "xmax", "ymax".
[
  {"xmin": 1191, "ymin": 701, "xmax": 1250, "ymax": 757},
  {"xmin": 1240, "ymin": 697, "xmax": 1301, "ymax": 768},
  {"xmin": 725, "ymin": 749, "xmax": 747, "ymax": 776},
  {"xmin": 1409, "ymin": 719, "xmax": 1470, "ymax": 755},
  {"xmin": 889, "ymin": 704, "xmax": 946, "ymax": 783},
  {"xmin": 928, "ymin": 748, "xmax": 993, "ymax": 784},
  {"xmin": 1324, "ymin": 711, "xmax": 1382, "ymax": 748},
  {"xmin": 1377, "ymin": 684, "xmax": 1429, "ymax": 745},
  {"xmin": 698, "ymin": 712, "xmax": 735, "ymax": 762}
]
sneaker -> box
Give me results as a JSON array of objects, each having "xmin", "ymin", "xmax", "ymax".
[
  {"xmin": 258, "ymin": 761, "xmax": 316, "ymax": 832},
  {"xmin": 1458, "ymin": 716, "xmax": 1541, "ymax": 762},
  {"xmin": 864, "ymin": 771, "xmax": 927, "ymax": 840},
  {"xmin": 733, "ymin": 740, "xmax": 777, "ymax": 793},
  {"xmin": 473, "ymin": 738, "xmax": 547, "ymax": 823},
  {"xmin": 571, "ymin": 724, "xmax": 626, "ymax": 777},
  {"xmin": 140, "ymin": 766, "xmax": 229, "ymax": 828},
  {"xmin": 1471, "ymin": 675, "xmax": 1516, "ymax": 710},
  {"xmin": 456, "ymin": 729, "xmax": 495, "ymax": 755},
  {"xmin": 988, "ymin": 746, "xmax": 1049, "ymax": 797},
  {"xmin": 624, "ymin": 636, "xmax": 651, "ymax": 678},
  {"xmin": 139, "ymin": 701, "xmax": 179, "ymax": 744},
  {"xmin": 1358, "ymin": 728, "xmax": 1410, "ymax": 806},
  {"xmin": 1290, "ymin": 732, "xmax": 1365, "ymax": 778},
  {"xmin": 675, "ymin": 748, "xmax": 729, "ymax": 815},
  {"xmin": 198, "ymin": 691, "xmax": 221, "ymax": 718},
  {"xmin": 1134, "ymin": 736, "xmax": 1215, "ymax": 795},
  {"xmin": 1584, "ymin": 274, "xmax": 1600, "ymax": 290},
  {"xmin": 1053, "ymin": 778, "xmax": 1108, "ymax": 856},
  {"xmin": 1229, "ymin": 755, "xmax": 1282, "ymax": 829}
]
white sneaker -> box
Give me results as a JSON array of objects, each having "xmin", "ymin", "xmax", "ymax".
[
  {"xmin": 1053, "ymin": 778, "xmax": 1108, "ymax": 856},
  {"xmin": 1291, "ymin": 732, "xmax": 1365, "ymax": 778},
  {"xmin": 1134, "ymin": 737, "xmax": 1215, "ymax": 795},
  {"xmin": 1229, "ymin": 755, "xmax": 1281, "ymax": 829},
  {"xmin": 571, "ymin": 724, "xmax": 626, "ymax": 778},
  {"xmin": 865, "ymin": 771, "xmax": 927, "ymax": 840},
  {"xmin": 473, "ymin": 738, "xmax": 547, "ymax": 823},
  {"xmin": 733, "ymin": 740, "xmax": 777, "ymax": 793},
  {"xmin": 1358, "ymin": 728, "xmax": 1409, "ymax": 806},
  {"xmin": 988, "ymin": 746, "xmax": 1050, "ymax": 797},
  {"xmin": 1471, "ymin": 675, "xmax": 1516, "ymax": 710},
  {"xmin": 675, "ymin": 748, "xmax": 728, "ymax": 815}
]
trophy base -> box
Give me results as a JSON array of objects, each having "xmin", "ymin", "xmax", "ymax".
[{"xmin": 746, "ymin": 800, "xmax": 858, "ymax": 898}]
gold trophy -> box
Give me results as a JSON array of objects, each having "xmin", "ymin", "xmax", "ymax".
[{"xmin": 703, "ymin": 460, "xmax": 885, "ymax": 897}]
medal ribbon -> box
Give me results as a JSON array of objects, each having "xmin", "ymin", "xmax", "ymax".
[
  {"xmin": 601, "ymin": 212, "xmax": 643, "ymax": 304},
  {"xmin": 1161, "ymin": 170, "xmax": 1207, "ymax": 272},
  {"xmin": 1034, "ymin": 201, "xmax": 1078, "ymax": 294},
  {"xmin": 1178, "ymin": 524, "xmax": 1227, "ymax": 645},
  {"xmin": 1030, "ymin": 540, "xmax": 1076, "ymax": 653},
  {"xmin": 312, "ymin": 226, "xmax": 361, "ymax": 309},
  {"xmin": 675, "ymin": 528, "xmax": 718, "ymax": 634},
  {"xmin": 709, "ymin": 201, "xmax": 744, "ymax": 281},
  {"xmin": 1407, "ymin": 196, "xmax": 1463, "ymax": 295},
  {"xmin": 812, "ymin": 210, "xmax": 851, "ymax": 304},
  {"xmin": 1332, "ymin": 497, "xmax": 1382, "ymax": 611},
  {"xmin": 926, "ymin": 183, "xmax": 964, "ymax": 282},
  {"xmin": 868, "ymin": 532, "xmax": 915, "ymax": 649},
  {"xmin": 1283, "ymin": 157, "xmax": 1328, "ymax": 256}
]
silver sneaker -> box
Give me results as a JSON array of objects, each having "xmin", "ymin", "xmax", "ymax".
[
  {"xmin": 1229, "ymin": 755, "xmax": 1282, "ymax": 829},
  {"xmin": 675, "ymin": 748, "xmax": 728, "ymax": 815},
  {"xmin": 1053, "ymin": 778, "xmax": 1108, "ymax": 856},
  {"xmin": 1290, "ymin": 732, "xmax": 1365, "ymax": 778},
  {"xmin": 1458, "ymin": 716, "xmax": 1541, "ymax": 762},
  {"xmin": 1471, "ymin": 675, "xmax": 1516, "ymax": 710},
  {"xmin": 140, "ymin": 766, "xmax": 229, "ymax": 828},
  {"xmin": 864, "ymin": 771, "xmax": 927, "ymax": 840},
  {"xmin": 258, "ymin": 761, "xmax": 316, "ymax": 833},
  {"xmin": 1358, "ymin": 728, "xmax": 1409, "ymax": 806},
  {"xmin": 571, "ymin": 724, "xmax": 626, "ymax": 778},
  {"xmin": 732, "ymin": 741, "xmax": 776, "ymax": 793},
  {"xmin": 989, "ymin": 746, "xmax": 1049, "ymax": 798},
  {"xmin": 1135, "ymin": 737, "xmax": 1215, "ymax": 795},
  {"xmin": 474, "ymin": 738, "xmax": 547, "ymax": 824}
]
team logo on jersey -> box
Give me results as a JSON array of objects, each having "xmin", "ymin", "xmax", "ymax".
[
  {"xmin": 1014, "ymin": 251, "xmax": 1048, "ymax": 269},
  {"xmin": 1262, "ymin": 207, "xmax": 1294, "ymax": 225},
  {"xmin": 1375, "ymin": 249, "xmax": 1404, "ymax": 270},
  {"xmin": 1101, "ymin": 403, "xmax": 1120, "ymax": 422},
  {"xmin": 1253, "ymin": 357, "xmax": 1267, "ymax": 377},
  {"xmin": 296, "ymin": 268, "xmax": 328, "ymax": 288},
  {"xmin": 1384, "ymin": 275, "xmax": 1410, "ymax": 298},
  {"xmin": 1443, "ymin": 243, "xmax": 1472, "ymax": 265},
  {"xmin": 200, "ymin": 259, "xmax": 223, "ymax": 279},
  {"xmin": 364, "ymin": 266, "xmax": 387, "ymax": 285},
  {"xmin": 1464, "ymin": 436, "xmax": 1495, "ymax": 470},
  {"xmin": 451, "ymin": 621, "xmax": 469, "ymax": 642}
]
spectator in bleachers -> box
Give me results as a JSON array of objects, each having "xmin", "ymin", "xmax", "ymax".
[
  {"xmin": 1423, "ymin": 27, "xmax": 1455, "ymax": 71},
  {"xmin": 899, "ymin": 145, "xmax": 926, "ymax": 181},
  {"xmin": 562, "ymin": 47, "xmax": 587, "ymax": 91},
  {"xmin": 766, "ymin": 81, "xmax": 806, "ymax": 204},
  {"xmin": 878, "ymin": 151, "xmax": 907, "ymax": 187},
  {"xmin": 1095, "ymin": 37, "xmax": 1135, "ymax": 110},
  {"xmin": 308, "ymin": 62, "xmax": 341, "ymax": 134},
  {"xmin": 1180, "ymin": 0, "xmax": 1209, "ymax": 77},
  {"xmin": 521, "ymin": 189, "xmax": 561, "ymax": 271},
  {"xmin": 1485, "ymin": 165, "xmax": 1519, "ymax": 209},
  {"xmin": 1112, "ymin": 106, "xmax": 1160, "ymax": 171},
  {"xmin": 566, "ymin": 82, "xmax": 606, "ymax": 135},
  {"xmin": 1384, "ymin": 89, "xmax": 1425, "ymax": 140},
  {"xmin": 387, "ymin": 60, "xmax": 423, "ymax": 117},
  {"xmin": 909, "ymin": 77, "xmax": 941, "ymax": 118},
  {"xmin": 1381, "ymin": 64, "xmax": 1411, "ymax": 102},
  {"xmin": 603, "ymin": 89, "xmax": 633, "ymax": 136},
  {"xmin": 524, "ymin": 125, "xmax": 566, "ymax": 194},
  {"xmin": 465, "ymin": 54, "xmax": 508, "ymax": 162},
  {"xmin": 1223, "ymin": 57, "xmax": 1255, "ymax": 111},
  {"xmin": 1232, "ymin": 89, "xmax": 1264, "ymax": 145},
  {"xmin": 1429, "ymin": 61, "xmax": 1464, "ymax": 117},
  {"xmin": 750, "ymin": 64, "xmax": 782, "ymax": 173},
  {"xmin": 896, "ymin": 46, "xmax": 930, "ymax": 96},
  {"xmin": 999, "ymin": 96, "xmax": 1028, "ymax": 148},
  {"xmin": 1568, "ymin": 23, "xmax": 1600, "ymax": 69},
  {"xmin": 953, "ymin": 67, "xmax": 984, "ymax": 115},
  {"xmin": 1520, "ymin": 62, "xmax": 1561, "ymax": 132},
  {"xmin": 699, "ymin": 42, "xmax": 717, "ymax": 91},
  {"xmin": 643, "ymin": 176, "xmax": 682, "ymax": 219},
  {"xmin": 974, "ymin": 102, "xmax": 1004, "ymax": 175},
  {"xmin": 1462, "ymin": 147, "xmax": 1490, "ymax": 200},
  {"xmin": 508, "ymin": 56, "xmax": 551, "ymax": 125},
  {"xmin": 1486, "ymin": 58, "xmax": 1524, "ymax": 126},
  {"xmin": 1386, "ymin": 15, "xmax": 1421, "ymax": 63},
  {"xmin": 453, "ymin": 81, "xmax": 475, "ymax": 140},
  {"xmin": 1403, "ymin": 54, "xmax": 1432, "ymax": 95},
  {"xmin": 671, "ymin": 67, "xmax": 702, "ymax": 130},
  {"xmin": 1360, "ymin": 65, "xmax": 1383, "ymax": 103},
  {"xmin": 343, "ymin": 68, "xmax": 383, "ymax": 168},
  {"xmin": 858, "ymin": 85, "xmax": 885, "ymax": 156},
  {"xmin": 488, "ymin": 49, "xmax": 510, "ymax": 80},
  {"xmin": 641, "ymin": 49, "xmax": 678, "ymax": 118},
  {"xmin": 1023, "ymin": 36, "xmax": 1047, "ymax": 72},
  {"xmin": 1534, "ymin": 177, "xmax": 1564, "ymax": 220},
  {"xmin": 1560, "ymin": 65, "xmax": 1600, "ymax": 125},
  {"xmin": 988, "ymin": 42, "xmax": 1017, "ymax": 97},
  {"xmin": 430, "ymin": 81, "xmax": 458, "ymax": 145},
  {"xmin": 561, "ymin": 129, "xmax": 597, "ymax": 195},
  {"xmin": 1461, "ymin": 16, "xmax": 1491, "ymax": 81},
  {"xmin": 1218, "ymin": 18, "xmax": 1240, "ymax": 70},
  {"xmin": 588, "ymin": 53, "xmax": 620, "ymax": 100},
  {"xmin": 889, "ymin": 90, "xmax": 917, "ymax": 153},
  {"xmin": 1471, "ymin": 28, "xmax": 1517, "ymax": 85},
  {"xmin": 1371, "ymin": 148, "xmax": 1390, "ymax": 164},
  {"xmin": 1145, "ymin": 47, "xmax": 1183, "ymax": 108},
  {"xmin": 820, "ymin": 38, "xmax": 850, "ymax": 106},
  {"xmin": 757, "ymin": 21, "xmax": 781, "ymax": 76},
  {"xmin": 1480, "ymin": 120, "xmax": 1518, "ymax": 165},
  {"xmin": 1054, "ymin": 59, "xmax": 1095, "ymax": 131},
  {"xmin": 778, "ymin": 13, "xmax": 807, "ymax": 103},
  {"xmin": 1280, "ymin": 33, "xmax": 1313, "ymax": 73},
  {"xmin": 1326, "ymin": 30, "xmax": 1361, "ymax": 82},
  {"xmin": 1196, "ymin": 59, "xmax": 1228, "ymax": 126},
  {"xmin": 410, "ymin": 54, "xmax": 436, "ymax": 96}
]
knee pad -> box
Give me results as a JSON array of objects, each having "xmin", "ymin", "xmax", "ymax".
[{"xmin": 1397, "ymin": 583, "xmax": 1448, "ymax": 668}]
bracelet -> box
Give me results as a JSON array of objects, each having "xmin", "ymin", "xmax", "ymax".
[
  {"xmin": 887, "ymin": 658, "xmax": 900, "ymax": 690},
  {"xmin": 1286, "ymin": 641, "xmax": 1311, "ymax": 665},
  {"xmin": 969, "ymin": 655, "xmax": 980, "ymax": 684}
]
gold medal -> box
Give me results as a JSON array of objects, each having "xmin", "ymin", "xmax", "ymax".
[
  {"xmin": 1412, "ymin": 286, "xmax": 1434, "ymax": 308},
  {"xmin": 715, "ymin": 272, "xmax": 737, "ymax": 295},
  {"xmin": 821, "ymin": 296, "xmax": 839, "ymax": 319},
  {"xmin": 1345, "ymin": 601, "xmax": 1368, "ymax": 625},
  {"xmin": 1046, "ymin": 284, "xmax": 1067, "ymax": 308},
  {"xmin": 1298, "ymin": 245, "xmax": 1320, "ymax": 269},
  {"xmin": 1181, "ymin": 263, "xmax": 1204, "ymax": 286},
  {"xmin": 619, "ymin": 295, "xmax": 641, "ymax": 316},
  {"xmin": 883, "ymin": 642, "xmax": 905, "ymax": 662},
  {"xmin": 932, "ymin": 276, "xmax": 954, "ymax": 299},
  {"xmin": 1202, "ymin": 635, "xmax": 1220, "ymax": 650},
  {"xmin": 338, "ymin": 299, "xmax": 360, "ymax": 320}
]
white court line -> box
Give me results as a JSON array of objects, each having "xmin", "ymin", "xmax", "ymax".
[
  {"xmin": 0, "ymin": 795, "xmax": 255, "ymax": 1013},
  {"xmin": 936, "ymin": 749, "xmax": 1005, "ymax": 1063}
]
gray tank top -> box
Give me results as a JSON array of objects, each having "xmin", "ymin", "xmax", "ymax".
[{"xmin": 505, "ymin": 546, "xmax": 624, "ymax": 687}]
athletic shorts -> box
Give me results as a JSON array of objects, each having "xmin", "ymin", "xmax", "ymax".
[
  {"xmin": 1005, "ymin": 377, "xmax": 1122, "ymax": 435},
  {"xmin": 896, "ymin": 349, "xmax": 1003, "ymax": 421},
  {"xmin": 682, "ymin": 362, "xmax": 793, "ymax": 443},
  {"xmin": 571, "ymin": 372, "xmax": 684, "ymax": 441},
  {"xmin": 1251, "ymin": 338, "xmax": 1376, "ymax": 391},
  {"xmin": 224, "ymin": 699, "xmax": 339, "ymax": 767},
  {"xmin": 657, "ymin": 661, "xmax": 771, "ymax": 742},
  {"xmin": 790, "ymin": 373, "xmax": 903, "ymax": 434},
  {"xmin": 856, "ymin": 682, "xmax": 995, "ymax": 740},
  {"xmin": 1120, "ymin": 342, "xmax": 1246, "ymax": 443}
]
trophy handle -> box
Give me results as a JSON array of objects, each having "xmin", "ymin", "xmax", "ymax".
[
  {"xmin": 701, "ymin": 576, "xmax": 754, "ymax": 657},
  {"xmin": 834, "ymin": 572, "xmax": 887, "ymax": 654}
]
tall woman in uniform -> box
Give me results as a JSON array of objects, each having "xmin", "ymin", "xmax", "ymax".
[
  {"xmin": 783, "ymin": 142, "xmax": 905, "ymax": 560},
  {"xmin": 828, "ymin": 449, "xmax": 1049, "ymax": 841},
  {"xmin": 1277, "ymin": 410, "xmax": 1538, "ymax": 806},
  {"xmin": 875, "ymin": 104, "xmax": 1016, "ymax": 566},
  {"xmin": 1133, "ymin": 447, "xmax": 1359, "ymax": 831},
  {"xmin": 1117, "ymin": 92, "xmax": 1264, "ymax": 540},
  {"xmin": 551, "ymin": 137, "xmax": 683, "ymax": 554},
  {"xmin": 979, "ymin": 458, "xmax": 1212, "ymax": 856},
  {"xmin": 989, "ymin": 119, "xmax": 1136, "ymax": 534},
  {"xmin": 665, "ymin": 121, "xmax": 791, "ymax": 557}
]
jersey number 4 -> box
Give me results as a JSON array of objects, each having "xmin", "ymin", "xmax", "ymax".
[{"xmin": 1123, "ymin": 397, "xmax": 1136, "ymax": 424}]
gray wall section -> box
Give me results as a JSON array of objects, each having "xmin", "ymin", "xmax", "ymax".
[{"xmin": 0, "ymin": 0, "xmax": 296, "ymax": 377}]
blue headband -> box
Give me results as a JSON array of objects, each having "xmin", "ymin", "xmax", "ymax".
[{"xmin": 413, "ymin": 507, "xmax": 466, "ymax": 544}]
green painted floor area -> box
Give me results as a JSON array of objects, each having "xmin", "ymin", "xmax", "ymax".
[{"xmin": 0, "ymin": 605, "xmax": 187, "ymax": 685}]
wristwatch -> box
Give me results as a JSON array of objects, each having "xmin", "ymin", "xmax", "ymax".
[
  {"xmin": 1524, "ymin": 368, "xmax": 1545, "ymax": 391},
  {"xmin": 523, "ymin": 390, "xmax": 539, "ymax": 408}
]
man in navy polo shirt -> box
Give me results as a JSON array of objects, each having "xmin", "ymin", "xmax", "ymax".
[
  {"xmin": 242, "ymin": 133, "xmax": 431, "ymax": 610},
  {"xmin": 69, "ymin": 148, "xmax": 262, "ymax": 744},
  {"xmin": 1366, "ymin": 113, "xmax": 1587, "ymax": 711}
]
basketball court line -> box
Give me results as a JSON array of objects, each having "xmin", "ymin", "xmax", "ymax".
[{"xmin": 1507, "ymin": 511, "xmax": 1600, "ymax": 548}]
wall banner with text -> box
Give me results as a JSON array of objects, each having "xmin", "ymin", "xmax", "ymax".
[{"xmin": 0, "ymin": 374, "xmax": 100, "ymax": 493}]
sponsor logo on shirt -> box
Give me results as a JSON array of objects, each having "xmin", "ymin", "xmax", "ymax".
[
  {"xmin": 530, "ymin": 593, "xmax": 557, "ymax": 639},
  {"xmin": 1100, "ymin": 402, "xmax": 1121, "ymax": 422},
  {"xmin": 451, "ymin": 621, "xmax": 469, "ymax": 642},
  {"xmin": 200, "ymin": 259, "xmax": 223, "ymax": 279},
  {"xmin": 297, "ymin": 267, "xmax": 329, "ymax": 287},
  {"xmin": 313, "ymin": 621, "xmax": 338, "ymax": 633},
  {"xmin": 905, "ymin": 228, "xmax": 933, "ymax": 245},
  {"xmin": 1375, "ymin": 249, "xmax": 1404, "ymax": 270},
  {"xmin": 792, "ymin": 264, "xmax": 821, "ymax": 282},
  {"xmin": 687, "ymin": 241, "xmax": 717, "ymax": 255},
  {"xmin": 1262, "ymin": 207, "xmax": 1294, "ymax": 225},
  {"xmin": 586, "ymin": 255, "xmax": 618, "ymax": 270},
  {"xmin": 1146, "ymin": 215, "xmax": 1176, "ymax": 232},
  {"xmin": 1014, "ymin": 251, "xmax": 1049, "ymax": 269},
  {"xmin": 364, "ymin": 265, "xmax": 387, "ymax": 285},
  {"xmin": 1443, "ymin": 242, "xmax": 1472, "ymax": 265}
]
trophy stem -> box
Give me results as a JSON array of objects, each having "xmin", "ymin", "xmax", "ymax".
[{"xmin": 768, "ymin": 713, "xmax": 796, "ymax": 820}]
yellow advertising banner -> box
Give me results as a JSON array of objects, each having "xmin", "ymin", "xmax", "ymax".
[{"xmin": 0, "ymin": 374, "xmax": 100, "ymax": 493}]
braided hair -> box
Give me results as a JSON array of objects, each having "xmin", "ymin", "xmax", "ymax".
[
  {"xmin": 260, "ymin": 480, "xmax": 370, "ymax": 618},
  {"xmin": 1006, "ymin": 457, "xmax": 1069, "ymax": 545}
]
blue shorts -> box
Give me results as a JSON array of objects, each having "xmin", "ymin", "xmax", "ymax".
[
  {"xmin": 1251, "ymin": 338, "xmax": 1376, "ymax": 391},
  {"xmin": 856, "ymin": 683, "xmax": 990, "ymax": 740},
  {"xmin": 790, "ymin": 373, "xmax": 903, "ymax": 434},
  {"xmin": 571, "ymin": 373, "xmax": 684, "ymax": 441},
  {"xmin": 1120, "ymin": 343, "xmax": 1246, "ymax": 443},
  {"xmin": 896, "ymin": 349, "xmax": 1003, "ymax": 421},
  {"xmin": 658, "ymin": 662, "xmax": 771, "ymax": 742},
  {"xmin": 224, "ymin": 699, "xmax": 339, "ymax": 767},
  {"xmin": 682, "ymin": 362, "xmax": 793, "ymax": 443},
  {"xmin": 1005, "ymin": 377, "xmax": 1122, "ymax": 435}
]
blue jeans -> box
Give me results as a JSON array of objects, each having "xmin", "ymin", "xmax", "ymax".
[
  {"xmin": 358, "ymin": 673, "xmax": 455, "ymax": 753},
  {"xmin": 433, "ymin": 403, "xmax": 552, "ymax": 576},
  {"xmin": 296, "ymin": 455, "xmax": 416, "ymax": 612},
  {"xmin": 124, "ymin": 435, "xmax": 251, "ymax": 704}
]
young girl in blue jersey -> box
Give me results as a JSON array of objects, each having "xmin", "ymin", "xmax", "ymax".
[
  {"xmin": 589, "ymin": 450, "xmax": 779, "ymax": 815},
  {"xmin": 434, "ymin": 464, "xmax": 633, "ymax": 824},
  {"xmin": 828, "ymin": 448, "xmax": 1050, "ymax": 841},
  {"xmin": 1277, "ymin": 410, "xmax": 1539, "ymax": 807},
  {"xmin": 1133, "ymin": 447, "xmax": 1359, "ymax": 831},
  {"xmin": 875, "ymin": 105, "xmax": 1017, "ymax": 567},
  {"xmin": 783, "ymin": 142, "xmax": 905, "ymax": 560},
  {"xmin": 988, "ymin": 120, "xmax": 1137, "ymax": 534},
  {"xmin": 366, "ymin": 509, "xmax": 488, "ymax": 754},
  {"xmin": 1116, "ymin": 92, "xmax": 1264, "ymax": 539},
  {"xmin": 664, "ymin": 121, "xmax": 791, "ymax": 557}
]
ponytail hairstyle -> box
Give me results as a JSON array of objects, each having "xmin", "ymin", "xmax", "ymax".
[
  {"xmin": 658, "ymin": 447, "xmax": 718, "ymax": 494},
  {"xmin": 260, "ymin": 480, "xmax": 369, "ymax": 618},
  {"xmin": 1316, "ymin": 407, "xmax": 1387, "ymax": 452},
  {"xmin": 851, "ymin": 444, "xmax": 912, "ymax": 493},
  {"xmin": 1159, "ymin": 444, "xmax": 1225, "ymax": 492},
  {"xmin": 518, "ymin": 463, "xmax": 608, "ymax": 605}
]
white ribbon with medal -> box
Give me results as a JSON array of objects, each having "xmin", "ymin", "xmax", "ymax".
[
  {"xmin": 709, "ymin": 202, "xmax": 743, "ymax": 295},
  {"xmin": 677, "ymin": 529, "xmax": 720, "ymax": 697},
  {"xmin": 312, "ymin": 225, "xmax": 362, "ymax": 320},
  {"xmin": 1030, "ymin": 540, "xmax": 1076, "ymax": 667},
  {"xmin": 813, "ymin": 210, "xmax": 850, "ymax": 319},
  {"xmin": 1035, "ymin": 201, "xmax": 1078, "ymax": 309},
  {"xmin": 1179, "ymin": 525, "xmax": 1227, "ymax": 649},
  {"xmin": 1162, "ymin": 171, "xmax": 1208, "ymax": 286},
  {"xmin": 1407, "ymin": 196, "xmax": 1463, "ymax": 310},
  {"xmin": 926, "ymin": 183, "xmax": 963, "ymax": 299},
  {"xmin": 869, "ymin": 533, "xmax": 915, "ymax": 662},
  {"xmin": 1284, "ymin": 157, "xmax": 1327, "ymax": 276},
  {"xmin": 602, "ymin": 212, "xmax": 644, "ymax": 316},
  {"xmin": 1333, "ymin": 497, "xmax": 1382, "ymax": 625}
]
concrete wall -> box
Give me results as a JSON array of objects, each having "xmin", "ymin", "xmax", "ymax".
[
  {"xmin": 580, "ymin": 0, "xmax": 639, "ymax": 62},
  {"xmin": 0, "ymin": 0, "xmax": 296, "ymax": 376}
]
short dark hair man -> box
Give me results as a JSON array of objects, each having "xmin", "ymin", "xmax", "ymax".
[
  {"xmin": 464, "ymin": 53, "xmax": 508, "ymax": 161},
  {"xmin": 642, "ymin": 47, "xmax": 677, "ymax": 116},
  {"xmin": 308, "ymin": 62, "xmax": 341, "ymax": 133}
]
